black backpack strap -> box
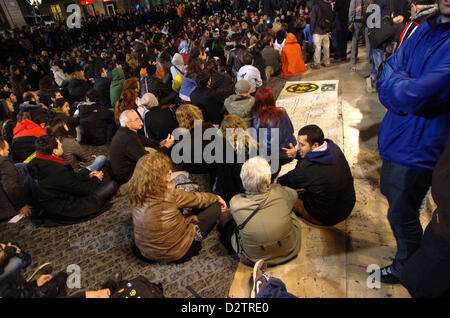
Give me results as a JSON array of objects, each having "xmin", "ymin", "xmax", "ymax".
[
  {"xmin": 234, "ymin": 193, "xmax": 270, "ymax": 257},
  {"xmin": 236, "ymin": 193, "xmax": 269, "ymax": 231}
]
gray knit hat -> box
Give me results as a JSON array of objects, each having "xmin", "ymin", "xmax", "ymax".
[{"xmin": 235, "ymin": 80, "xmax": 251, "ymax": 94}]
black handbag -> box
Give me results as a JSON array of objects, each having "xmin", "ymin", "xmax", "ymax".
[
  {"xmin": 368, "ymin": 15, "xmax": 395, "ymax": 48},
  {"xmin": 367, "ymin": 0, "xmax": 396, "ymax": 49}
]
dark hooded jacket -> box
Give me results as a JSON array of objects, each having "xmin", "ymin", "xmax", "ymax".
[
  {"xmin": 26, "ymin": 157, "xmax": 106, "ymax": 226},
  {"xmin": 0, "ymin": 156, "xmax": 29, "ymax": 220},
  {"xmin": 278, "ymin": 139, "xmax": 355, "ymax": 226},
  {"xmin": 76, "ymin": 102, "xmax": 114, "ymax": 146},
  {"xmin": 18, "ymin": 101, "xmax": 47, "ymax": 122},
  {"xmin": 67, "ymin": 79, "xmax": 91, "ymax": 103}
]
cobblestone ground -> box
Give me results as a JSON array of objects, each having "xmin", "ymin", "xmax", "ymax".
[{"xmin": 0, "ymin": 77, "xmax": 292, "ymax": 298}]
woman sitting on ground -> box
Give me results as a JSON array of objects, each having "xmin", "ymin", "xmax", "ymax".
[
  {"xmin": 174, "ymin": 104, "xmax": 216, "ymax": 175},
  {"xmin": 129, "ymin": 152, "xmax": 227, "ymax": 264},
  {"xmin": 251, "ymin": 86, "xmax": 297, "ymax": 178},
  {"xmin": 214, "ymin": 114, "xmax": 258, "ymax": 204},
  {"xmin": 46, "ymin": 118, "xmax": 106, "ymax": 172},
  {"xmin": 49, "ymin": 98, "xmax": 78, "ymax": 138},
  {"xmin": 178, "ymin": 58, "xmax": 204, "ymax": 103}
]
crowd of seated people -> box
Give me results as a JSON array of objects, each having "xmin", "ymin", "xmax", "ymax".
[{"xmin": 0, "ymin": 1, "xmax": 363, "ymax": 298}]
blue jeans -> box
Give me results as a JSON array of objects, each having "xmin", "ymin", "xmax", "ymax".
[
  {"xmin": 15, "ymin": 163, "xmax": 28, "ymax": 181},
  {"xmin": 380, "ymin": 159, "xmax": 433, "ymax": 277},
  {"xmin": 401, "ymin": 223, "xmax": 450, "ymax": 298},
  {"xmin": 86, "ymin": 155, "xmax": 107, "ymax": 172},
  {"xmin": 0, "ymin": 243, "xmax": 31, "ymax": 284},
  {"xmin": 350, "ymin": 22, "xmax": 363, "ymax": 64},
  {"xmin": 369, "ymin": 48, "xmax": 385, "ymax": 81}
]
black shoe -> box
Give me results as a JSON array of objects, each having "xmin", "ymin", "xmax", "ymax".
[
  {"xmin": 332, "ymin": 57, "xmax": 346, "ymax": 63},
  {"xmin": 377, "ymin": 266, "xmax": 401, "ymax": 284}
]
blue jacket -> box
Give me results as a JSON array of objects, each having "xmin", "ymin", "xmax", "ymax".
[
  {"xmin": 178, "ymin": 76, "xmax": 198, "ymax": 102},
  {"xmin": 251, "ymin": 110, "xmax": 297, "ymax": 154},
  {"xmin": 377, "ymin": 14, "xmax": 450, "ymax": 171}
]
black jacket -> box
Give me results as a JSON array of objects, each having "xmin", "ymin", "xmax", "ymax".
[
  {"xmin": 431, "ymin": 137, "xmax": 450, "ymax": 243},
  {"xmin": 93, "ymin": 77, "xmax": 112, "ymax": 107},
  {"xmin": 143, "ymin": 106, "xmax": 178, "ymax": 142},
  {"xmin": 172, "ymin": 122, "xmax": 216, "ymax": 174},
  {"xmin": 26, "ymin": 157, "xmax": 105, "ymax": 225},
  {"xmin": 210, "ymin": 72, "xmax": 235, "ymax": 98},
  {"xmin": 11, "ymin": 136, "xmax": 37, "ymax": 163},
  {"xmin": 278, "ymin": 139, "xmax": 355, "ymax": 226},
  {"xmin": 147, "ymin": 76, "xmax": 172, "ymax": 103},
  {"xmin": 190, "ymin": 87, "xmax": 227, "ymax": 125},
  {"xmin": 0, "ymin": 156, "xmax": 29, "ymax": 220},
  {"xmin": 18, "ymin": 101, "xmax": 47, "ymax": 122},
  {"xmin": 228, "ymin": 46, "xmax": 248, "ymax": 77},
  {"xmin": 68, "ymin": 79, "xmax": 91, "ymax": 103},
  {"xmin": 109, "ymin": 127, "xmax": 168, "ymax": 185},
  {"xmin": 214, "ymin": 138, "xmax": 246, "ymax": 204},
  {"xmin": 77, "ymin": 102, "xmax": 114, "ymax": 146}
]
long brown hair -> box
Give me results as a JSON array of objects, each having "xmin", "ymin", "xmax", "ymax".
[
  {"xmin": 128, "ymin": 152, "xmax": 172, "ymax": 207},
  {"xmin": 253, "ymin": 86, "xmax": 285, "ymax": 128}
]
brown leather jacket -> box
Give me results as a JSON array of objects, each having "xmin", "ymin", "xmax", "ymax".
[{"xmin": 132, "ymin": 183, "xmax": 218, "ymax": 262}]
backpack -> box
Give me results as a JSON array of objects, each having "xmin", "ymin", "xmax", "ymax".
[
  {"xmin": 111, "ymin": 276, "xmax": 164, "ymax": 298},
  {"xmin": 317, "ymin": 1, "xmax": 334, "ymax": 32},
  {"xmin": 172, "ymin": 74, "xmax": 183, "ymax": 93}
]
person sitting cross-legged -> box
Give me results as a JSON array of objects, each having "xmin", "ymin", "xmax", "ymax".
[
  {"xmin": 129, "ymin": 151, "xmax": 227, "ymax": 264},
  {"xmin": 46, "ymin": 118, "xmax": 107, "ymax": 173},
  {"xmin": 0, "ymin": 138, "xmax": 32, "ymax": 221},
  {"xmin": 109, "ymin": 110, "xmax": 174, "ymax": 187},
  {"xmin": 228, "ymin": 156, "xmax": 302, "ymax": 266},
  {"xmin": 278, "ymin": 125, "xmax": 355, "ymax": 226},
  {"xmin": 26, "ymin": 135, "xmax": 118, "ymax": 227}
]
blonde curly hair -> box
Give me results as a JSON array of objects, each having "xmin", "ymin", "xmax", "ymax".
[
  {"xmin": 128, "ymin": 152, "xmax": 172, "ymax": 207},
  {"xmin": 175, "ymin": 104, "xmax": 204, "ymax": 131},
  {"xmin": 220, "ymin": 114, "xmax": 258, "ymax": 155}
]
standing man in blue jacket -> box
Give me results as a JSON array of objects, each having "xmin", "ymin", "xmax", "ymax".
[{"xmin": 375, "ymin": 0, "xmax": 449, "ymax": 284}]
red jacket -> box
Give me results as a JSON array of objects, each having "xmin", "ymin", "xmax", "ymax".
[
  {"xmin": 13, "ymin": 119, "xmax": 46, "ymax": 139},
  {"xmin": 281, "ymin": 33, "xmax": 307, "ymax": 77}
]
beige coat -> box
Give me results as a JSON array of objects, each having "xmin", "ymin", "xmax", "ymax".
[
  {"xmin": 132, "ymin": 183, "xmax": 218, "ymax": 262},
  {"xmin": 230, "ymin": 184, "xmax": 301, "ymax": 266}
]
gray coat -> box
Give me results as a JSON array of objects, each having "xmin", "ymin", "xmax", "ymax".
[
  {"xmin": 224, "ymin": 94, "xmax": 255, "ymax": 129},
  {"xmin": 230, "ymin": 184, "xmax": 302, "ymax": 266}
]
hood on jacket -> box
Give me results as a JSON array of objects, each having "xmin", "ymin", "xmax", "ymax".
[
  {"xmin": 13, "ymin": 119, "xmax": 46, "ymax": 138},
  {"xmin": 74, "ymin": 101, "xmax": 97, "ymax": 116},
  {"xmin": 172, "ymin": 53, "xmax": 185, "ymax": 68},
  {"xmin": 305, "ymin": 139, "xmax": 339, "ymax": 165},
  {"xmin": 415, "ymin": 5, "xmax": 438, "ymax": 21},
  {"xmin": 50, "ymin": 108, "xmax": 69, "ymax": 116},
  {"xmin": 111, "ymin": 68, "xmax": 125, "ymax": 82},
  {"xmin": 228, "ymin": 94, "xmax": 254, "ymax": 103},
  {"xmin": 285, "ymin": 33, "xmax": 298, "ymax": 45},
  {"xmin": 19, "ymin": 101, "xmax": 40, "ymax": 109}
]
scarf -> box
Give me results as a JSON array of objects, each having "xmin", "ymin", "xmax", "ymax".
[{"xmin": 36, "ymin": 152, "xmax": 67, "ymax": 165}]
